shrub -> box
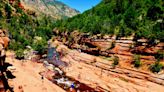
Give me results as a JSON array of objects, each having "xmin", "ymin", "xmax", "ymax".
[
  {"xmin": 112, "ymin": 56, "xmax": 119, "ymax": 67},
  {"xmin": 154, "ymin": 50, "xmax": 164, "ymax": 61},
  {"xmin": 32, "ymin": 39, "xmax": 47, "ymax": 55},
  {"xmin": 133, "ymin": 55, "xmax": 141, "ymax": 68},
  {"xmin": 15, "ymin": 49, "xmax": 24, "ymax": 60},
  {"xmin": 134, "ymin": 60, "xmax": 142, "ymax": 68},
  {"xmin": 133, "ymin": 54, "xmax": 141, "ymax": 68},
  {"xmin": 107, "ymin": 41, "xmax": 115, "ymax": 50},
  {"xmin": 150, "ymin": 62, "xmax": 163, "ymax": 73},
  {"xmin": 110, "ymin": 41, "xmax": 115, "ymax": 49}
]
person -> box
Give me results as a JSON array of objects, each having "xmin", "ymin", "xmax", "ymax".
[
  {"xmin": 41, "ymin": 75, "xmax": 44, "ymax": 83},
  {"xmin": 69, "ymin": 83, "xmax": 76, "ymax": 92}
]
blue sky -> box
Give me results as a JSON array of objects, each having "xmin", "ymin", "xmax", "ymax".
[{"xmin": 58, "ymin": 0, "xmax": 102, "ymax": 13}]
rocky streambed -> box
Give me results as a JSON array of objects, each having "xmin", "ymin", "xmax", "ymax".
[
  {"xmin": 39, "ymin": 61, "xmax": 99, "ymax": 92},
  {"xmin": 47, "ymin": 40, "xmax": 164, "ymax": 92}
]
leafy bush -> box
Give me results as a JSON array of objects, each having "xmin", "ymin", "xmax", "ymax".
[
  {"xmin": 134, "ymin": 60, "xmax": 141, "ymax": 68},
  {"xmin": 32, "ymin": 39, "xmax": 47, "ymax": 55},
  {"xmin": 133, "ymin": 54, "xmax": 142, "ymax": 68},
  {"xmin": 15, "ymin": 49, "xmax": 24, "ymax": 60},
  {"xmin": 154, "ymin": 50, "xmax": 164, "ymax": 61},
  {"xmin": 150, "ymin": 62, "xmax": 163, "ymax": 73},
  {"xmin": 112, "ymin": 56, "xmax": 119, "ymax": 67}
]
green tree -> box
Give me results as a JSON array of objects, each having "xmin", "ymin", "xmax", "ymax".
[{"xmin": 133, "ymin": 54, "xmax": 142, "ymax": 68}]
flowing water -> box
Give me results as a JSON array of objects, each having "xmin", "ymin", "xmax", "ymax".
[
  {"xmin": 47, "ymin": 46, "xmax": 99, "ymax": 91},
  {"xmin": 52, "ymin": 76, "xmax": 97, "ymax": 92}
]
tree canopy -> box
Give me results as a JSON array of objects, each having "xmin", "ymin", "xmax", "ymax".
[{"xmin": 56, "ymin": 0, "xmax": 164, "ymax": 41}]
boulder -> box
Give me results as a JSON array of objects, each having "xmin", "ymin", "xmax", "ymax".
[{"xmin": 0, "ymin": 37, "xmax": 10, "ymax": 49}]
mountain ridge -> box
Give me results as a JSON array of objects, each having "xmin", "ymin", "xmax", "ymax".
[{"xmin": 21, "ymin": 0, "xmax": 80, "ymax": 19}]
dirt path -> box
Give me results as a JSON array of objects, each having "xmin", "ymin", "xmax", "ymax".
[{"xmin": 5, "ymin": 52, "xmax": 65, "ymax": 92}]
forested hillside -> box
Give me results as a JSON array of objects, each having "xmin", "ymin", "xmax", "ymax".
[
  {"xmin": 0, "ymin": 0, "xmax": 55, "ymax": 54},
  {"xmin": 0, "ymin": 0, "xmax": 79, "ymax": 53},
  {"xmin": 56, "ymin": 0, "xmax": 164, "ymax": 41}
]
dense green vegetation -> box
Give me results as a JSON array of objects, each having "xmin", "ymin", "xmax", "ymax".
[
  {"xmin": 15, "ymin": 49, "xmax": 25, "ymax": 59},
  {"xmin": 150, "ymin": 62, "xmax": 163, "ymax": 73},
  {"xmin": 133, "ymin": 54, "xmax": 141, "ymax": 68},
  {"xmin": 150, "ymin": 50, "xmax": 164, "ymax": 73},
  {"xmin": 0, "ymin": 0, "xmax": 56, "ymax": 54},
  {"xmin": 112, "ymin": 56, "xmax": 119, "ymax": 67},
  {"xmin": 56, "ymin": 0, "xmax": 164, "ymax": 41}
]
